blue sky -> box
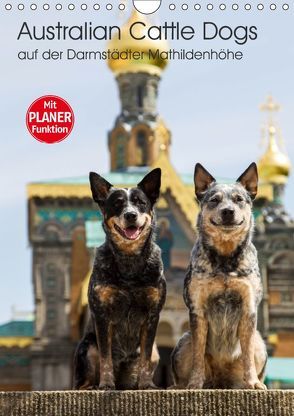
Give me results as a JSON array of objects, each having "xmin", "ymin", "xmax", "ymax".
[{"xmin": 0, "ymin": 2, "xmax": 293, "ymax": 324}]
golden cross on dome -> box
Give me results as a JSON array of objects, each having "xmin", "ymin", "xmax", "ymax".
[
  {"xmin": 259, "ymin": 96, "xmax": 281, "ymax": 148},
  {"xmin": 260, "ymin": 95, "xmax": 280, "ymax": 122}
]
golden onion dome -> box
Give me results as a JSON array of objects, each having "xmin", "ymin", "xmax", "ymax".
[
  {"xmin": 258, "ymin": 126, "xmax": 291, "ymax": 184},
  {"xmin": 107, "ymin": 11, "xmax": 168, "ymax": 76}
]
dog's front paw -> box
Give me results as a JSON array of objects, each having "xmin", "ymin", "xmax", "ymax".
[
  {"xmin": 98, "ymin": 382, "xmax": 115, "ymax": 391},
  {"xmin": 254, "ymin": 381, "xmax": 267, "ymax": 390},
  {"xmin": 187, "ymin": 382, "xmax": 204, "ymax": 390},
  {"xmin": 76, "ymin": 384, "xmax": 97, "ymax": 391},
  {"xmin": 244, "ymin": 380, "xmax": 267, "ymax": 390},
  {"xmin": 167, "ymin": 385, "xmax": 184, "ymax": 390},
  {"xmin": 138, "ymin": 381, "xmax": 159, "ymax": 390},
  {"xmin": 187, "ymin": 377, "xmax": 204, "ymax": 389},
  {"xmin": 187, "ymin": 369, "xmax": 205, "ymax": 389}
]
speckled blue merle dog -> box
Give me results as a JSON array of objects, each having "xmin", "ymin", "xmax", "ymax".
[
  {"xmin": 171, "ymin": 163, "xmax": 267, "ymax": 390},
  {"xmin": 73, "ymin": 168, "xmax": 166, "ymax": 390}
]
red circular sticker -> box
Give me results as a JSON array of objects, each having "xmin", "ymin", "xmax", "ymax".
[{"xmin": 26, "ymin": 95, "xmax": 74, "ymax": 144}]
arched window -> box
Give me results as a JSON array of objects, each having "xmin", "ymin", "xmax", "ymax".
[
  {"xmin": 271, "ymin": 252, "xmax": 294, "ymax": 267},
  {"xmin": 136, "ymin": 130, "xmax": 147, "ymax": 166},
  {"xmin": 43, "ymin": 224, "xmax": 62, "ymax": 241}
]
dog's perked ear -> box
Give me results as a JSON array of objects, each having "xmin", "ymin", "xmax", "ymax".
[
  {"xmin": 194, "ymin": 163, "xmax": 216, "ymax": 201},
  {"xmin": 236, "ymin": 162, "xmax": 258, "ymax": 200},
  {"xmin": 137, "ymin": 168, "xmax": 161, "ymax": 206},
  {"xmin": 89, "ymin": 172, "xmax": 113, "ymax": 208}
]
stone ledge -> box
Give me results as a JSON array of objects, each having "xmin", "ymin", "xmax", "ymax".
[{"xmin": 0, "ymin": 390, "xmax": 293, "ymax": 416}]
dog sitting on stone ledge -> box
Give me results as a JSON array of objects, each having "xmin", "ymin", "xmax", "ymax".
[
  {"xmin": 73, "ymin": 168, "xmax": 166, "ymax": 390},
  {"xmin": 171, "ymin": 162, "xmax": 267, "ymax": 390}
]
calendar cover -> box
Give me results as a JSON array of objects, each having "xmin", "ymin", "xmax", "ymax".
[{"xmin": 0, "ymin": 0, "xmax": 293, "ymax": 394}]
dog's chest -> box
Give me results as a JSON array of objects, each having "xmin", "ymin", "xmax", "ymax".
[
  {"xmin": 188, "ymin": 274, "xmax": 248, "ymax": 357},
  {"xmin": 187, "ymin": 273, "xmax": 256, "ymax": 317},
  {"xmin": 93, "ymin": 283, "xmax": 160, "ymax": 315}
]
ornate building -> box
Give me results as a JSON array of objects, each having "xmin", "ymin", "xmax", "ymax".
[
  {"xmin": 0, "ymin": 12, "xmax": 290, "ymax": 390},
  {"xmin": 254, "ymin": 96, "xmax": 294, "ymax": 358}
]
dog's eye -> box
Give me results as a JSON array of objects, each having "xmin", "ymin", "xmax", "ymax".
[
  {"xmin": 133, "ymin": 197, "xmax": 146, "ymax": 206},
  {"xmin": 235, "ymin": 195, "xmax": 244, "ymax": 203},
  {"xmin": 114, "ymin": 198, "xmax": 124, "ymax": 207},
  {"xmin": 210, "ymin": 197, "xmax": 220, "ymax": 204}
]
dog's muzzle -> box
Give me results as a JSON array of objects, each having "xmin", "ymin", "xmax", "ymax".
[
  {"xmin": 211, "ymin": 218, "xmax": 244, "ymax": 228},
  {"xmin": 114, "ymin": 219, "xmax": 147, "ymax": 240}
]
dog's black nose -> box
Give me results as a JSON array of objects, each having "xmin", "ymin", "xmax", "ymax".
[
  {"xmin": 221, "ymin": 208, "xmax": 235, "ymax": 222},
  {"xmin": 124, "ymin": 212, "xmax": 138, "ymax": 222}
]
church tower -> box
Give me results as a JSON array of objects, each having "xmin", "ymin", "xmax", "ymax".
[
  {"xmin": 107, "ymin": 11, "xmax": 171, "ymax": 171},
  {"xmin": 258, "ymin": 96, "xmax": 292, "ymax": 223}
]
